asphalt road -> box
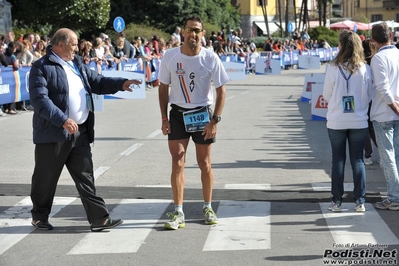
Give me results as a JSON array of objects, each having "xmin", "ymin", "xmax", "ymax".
[{"xmin": 0, "ymin": 66, "xmax": 398, "ymax": 266}]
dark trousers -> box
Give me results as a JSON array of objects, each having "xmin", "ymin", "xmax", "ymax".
[{"xmin": 30, "ymin": 123, "xmax": 109, "ymax": 224}]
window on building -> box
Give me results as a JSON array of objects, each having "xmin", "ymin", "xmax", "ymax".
[
  {"xmin": 258, "ymin": 0, "xmax": 267, "ymax": 5},
  {"xmin": 231, "ymin": 0, "xmax": 238, "ymax": 5},
  {"xmin": 396, "ymin": 14, "xmax": 399, "ymax": 22},
  {"xmin": 355, "ymin": 0, "xmax": 359, "ymax": 7},
  {"xmin": 371, "ymin": 14, "xmax": 383, "ymax": 22}
]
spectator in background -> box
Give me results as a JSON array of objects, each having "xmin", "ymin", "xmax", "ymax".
[
  {"xmin": 158, "ymin": 38, "xmax": 167, "ymax": 55},
  {"xmin": 0, "ymin": 34, "xmax": 6, "ymax": 52},
  {"xmin": 369, "ymin": 23, "xmax": 399, "ymax": 211},
  {"xmin": 362, "ymin": 39, "xmax": 378, "ymax": 166},
  {"xmin": 301, "ymin": 29, "xmax": 310, "ymax": 40},
  {"xmin": 17, "ymin": 40, "xmax": 34, "ymax": 66},
  {"xmin": 117, "ymin": 32, "xmax": 131, "ymax": 58},
  {"xmin": 152, "ymin": 35, "xmax": 160, "ymax": 57},
  {"xmin": 0, "ymin": 47, "xmax": 9, "ymax": 117},
  {"xmin": 263, "ymin": 38, "xmax": 272, "ymax": 51},
  {"xmin": 33, "ymin": 40, "xmax": 47, "ymax": 60},
  {"xmin": 86, "ymin": 41, "xmax": 98, "ymax": 63},
  {"xmin": 312, "ymin": 39, "xmax": 319, "ymax": 50},
  {"xmin": 215, "ymin": 43, "xmax": 227, "ymax": 58},
  {"xmin": 113, "ymin": 36, "xmax": 128, "ymax": 61},
  {"xmin": 93, "ymin": 37, "xmax": 106, "ymax": 65},
  {"xmin": 3, "ymin": 41, "xmax": 19, "ymax": 115},
  {"xmin": 41, "ymin": 35, "xmax": 50, "ymax": 46},
  {"xmin": 171, "ymin": 26, "xmax": 181, "ymax": 44},
  {"xmin": 5, "ymin": 31, "xmax": 15, "ymax": 46},
  {"xmin": 320, "ymin": 39, "xmax": 331, "ymax": 49},
  {"xmin": 33, "ymin": 34, "xmax": 40, "ymax": 49},
  {"xmin": 206, "ymin": 40, "xmax": 214, "ymax": 51},
  {"xmin": 78, "ymin": 39, "xmax": 90, "ymax": 65},
  {"xmin": 104, "ymin": 38, "xmax": 115, "ymax": 55},
  {"xmin": 323, "ymin": 30, "xmax": 371, "ymax": 212}
]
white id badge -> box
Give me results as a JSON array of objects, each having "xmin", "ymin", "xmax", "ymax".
[
  {"xmin": 182, "ymin": 106, "xmax": 210, "ymax": 132},
  {"xmin": 342, "ymin": 96, "xmax": 354, "ymax": 113}
]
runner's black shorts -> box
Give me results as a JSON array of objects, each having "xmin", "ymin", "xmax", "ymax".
[{"xmin": 168, "ymin": 104, "xmax": 215, "ymax": 144}]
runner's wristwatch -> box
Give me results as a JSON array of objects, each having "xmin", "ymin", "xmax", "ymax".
[{"xmin": 212, "ymin": 115, "xmax": 221, "ymax": 123}]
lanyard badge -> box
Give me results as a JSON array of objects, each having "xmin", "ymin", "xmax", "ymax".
[{"xmin": 338, "ymin": 66, "xmax": 354, "ymax": 113}]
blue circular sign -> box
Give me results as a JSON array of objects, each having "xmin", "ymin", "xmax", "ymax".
[
  {"xmin": 287, "ymin": 22, "xmax": 294, "ymax": 33},
  {"xmin": 113, "ymin": 16, "xmax": 125, "ymax": 33},
  {"xmin": 353, "ymin": 25, "xmax": 357, "ymax": 33}
]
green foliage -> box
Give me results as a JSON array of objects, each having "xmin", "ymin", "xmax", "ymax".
[
  {"xmin": 308, "ymin": 26, "xmax": 339, "ymax": 47},
  {"xmin": 105, "ymin": 23, "xmax": 170, "ymax": 44},
  {"xmin": 9, "ymin": 0, "xmax": 110, "ymax": 35},
  {"xmin": 250, "ymin": 37, "xmax": 268, "ymax": 50},
  {"xmin": 108, "ymin": 0, "xmax": 240, "ymax": 35},
  {"xmin": 203, "ymin": 23, "xmax": 221, "ymax": 40}
]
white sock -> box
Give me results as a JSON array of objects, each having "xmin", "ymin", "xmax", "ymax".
[
  {"xmin": 203, "ymin": 202, "xmax": 212, "ymax": 209},
  {"xmin": 175, "ymin": 205, "xmax": 183, "ymax": 213}
]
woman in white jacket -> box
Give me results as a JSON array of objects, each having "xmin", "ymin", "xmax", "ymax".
[{"xmin": 323, "ymin": 30, "xmax": 373, "ymax": 212}]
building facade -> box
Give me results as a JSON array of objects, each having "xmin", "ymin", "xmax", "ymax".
[
  {"xmin": 343, "ymin": 0, "xmax": 399, "ymax": 22},
  {"xmin": 234, "ymin": 0, "xmax": 302, "ymax": 38}
]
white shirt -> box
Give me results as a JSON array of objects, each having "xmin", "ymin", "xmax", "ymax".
[
  {"xmin": 323, "ymin": 63, "xmax": 372, "ymax": 129},
  {"xmin": 370, "ymin": 45, "xmax": 399, "ymax": 122},
  {"xmin": 158, "ymin": 47, "xmax": 229, "ymax": 109},
  {"xmin": 52, "ymin": 52, "xmax": 89, "ymax": 124}
]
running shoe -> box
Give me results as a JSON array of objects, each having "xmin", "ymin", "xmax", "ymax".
[
  {"xmin": 203, "ymin": 207, "xmax": 218, "ymax": 225},
  {"xmin": 164, "ymin": 211, "xmax": 185, "ymax": 230}
]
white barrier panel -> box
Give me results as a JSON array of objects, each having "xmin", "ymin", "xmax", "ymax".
[
  {"xmin": 311, "ymin": 83, "xmax": 328, "ymax": 121},
  {"xmin": 255, "ymin": 58, "xmax": 281, "ymax": 75},
  {"xmin": 91, "ymin": 71, "xmax": 146, "ymax": 112},
  {"xmin": 302, "ymin": 73, "xmax": 325, "ymax": 102},
  {"xmin": 222, "ymin": 61, "xmax": 246, "ymax": 80},
  {"xmin": 92, "ymin": 93, "xmax": 104, "ymax": 112},
  {"xmin": 102, "ymin": 71, "xmax": 146, "ymax": 99},
  {"xmin": 298, "ymin": 55, "xmax": 321, "ymax": 69}
]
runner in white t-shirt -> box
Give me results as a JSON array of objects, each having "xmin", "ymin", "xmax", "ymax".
[{"xmin": 158, "ymin": 16, "xmax": 229, "ymax": 230}]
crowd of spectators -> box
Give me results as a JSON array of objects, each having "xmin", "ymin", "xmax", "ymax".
[
  {"xmin": 0, "ymin": 26, "xmax": 334, "ymax": 116},
  {"xmin": 0, "ymin": 31, "xmax": 51, "ymax": 116}
]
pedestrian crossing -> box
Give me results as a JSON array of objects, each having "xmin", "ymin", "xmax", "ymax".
[{"xmin": 1, "ymin": 183, "xmax": 398, "ymax": 258}]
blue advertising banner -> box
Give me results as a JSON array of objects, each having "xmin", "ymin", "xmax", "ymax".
[{"xmin": 0, "ymin": 66, "xmax": 30, "ymax": 105}]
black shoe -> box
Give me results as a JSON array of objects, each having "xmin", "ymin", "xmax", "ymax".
[
  {"xmin": 90, "ymin": 217, "xmax": 123, "ymax": 232},
  {"xmin": 31, "ymin": 220, "xmax": 53, "ymax": 230}
]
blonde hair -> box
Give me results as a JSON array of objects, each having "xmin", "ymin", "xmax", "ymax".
[{"xmin": 330, "ymin": 30, "xmax": 365, "ymax": 74}]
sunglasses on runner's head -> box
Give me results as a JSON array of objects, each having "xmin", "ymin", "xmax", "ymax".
[{"xmin": 185, "ymin": 27, "xmax": 203, "ymax": 34}]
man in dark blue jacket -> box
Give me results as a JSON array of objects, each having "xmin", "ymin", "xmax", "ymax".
[{"xmin": 29, "ymin": 28, "xmax": 141, "ymax": 232}]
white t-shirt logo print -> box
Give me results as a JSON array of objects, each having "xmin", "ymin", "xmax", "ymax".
[{"xmin": 189, "ymin": 72, "xmax": 195, "ymax": 92}]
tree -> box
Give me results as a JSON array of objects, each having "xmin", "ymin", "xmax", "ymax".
[
  {"xmin": 108, "ymin": 0, "xmax": 240, "ymax": 35},
  {"xmin": 317, "ymin": 0, "xmax": 333, "ymax": 26},
  {"xmin": 259, "ymin": 0, "xmax": 270, "ymax": 38},
  {"xmin": 9, "ymin": 0, "xmax": 110, "ymax": 34}
]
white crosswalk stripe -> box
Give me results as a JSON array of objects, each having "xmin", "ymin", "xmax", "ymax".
[
  {"xmin": 68, "ymin": 199, "xmax": 171, "ymax": 254},
  {"xmin": 0, "ymin": 188, "xmax": 398, "ymax": 257},
  {"xmin": 0, "ymin": 196, "xmax": 77, "ymax": 256},
  {"xmin": 320, "ymin": 202, "xmax": 399, "ymax": 245},
  {"xmin": 203, "ymin": 200, "xmax": 271, "ymax": 251}
]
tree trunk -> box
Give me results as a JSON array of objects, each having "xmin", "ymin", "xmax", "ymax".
[
  {"xmin": 298, "ymin": 0, "xmax": 304, "ymax": 31},
  {"xmin": 294, "ymin": 0, "xmax": 297, "ymax": 29},
  {"xmin": 261, "ymin": 0, "xmax": 270, "ymax": 38},
  {"xmin": 278, "ymin": 0, "xmax": 283, "ymax": 37},
  {"xmin": 318, "ymin": 0, "xmax": 322, "ymax": 25},
  {"xmin": 285, "ymin": 0, "xmax": 289, "ymax": 37}
]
